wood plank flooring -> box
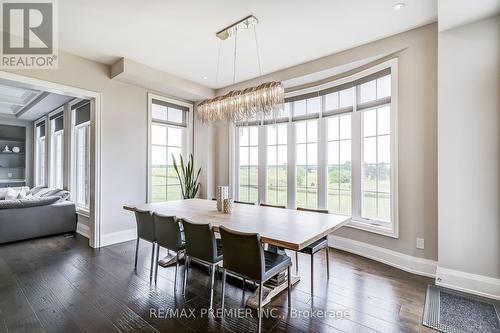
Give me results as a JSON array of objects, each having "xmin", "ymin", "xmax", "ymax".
[{"xmin": 0, "ymin": 234, "xmax": 437, "ymax": 333}]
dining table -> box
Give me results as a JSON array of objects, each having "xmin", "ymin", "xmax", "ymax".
[{"xmin": 123, "ymin": 198, "xmax": 349, "ymax": 308}]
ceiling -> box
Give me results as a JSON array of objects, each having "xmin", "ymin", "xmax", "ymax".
[
  {"xmin": 0, "ymin": 80, "xmax": 74, "ymax": 121},
  {"xmin": 59, "ymin": 0, "xmax": 437, "ymax": 89}
]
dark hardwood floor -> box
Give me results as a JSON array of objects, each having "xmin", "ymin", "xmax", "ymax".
[{"xmin": 0, "ymin": 234, "xmax": 437, "ymax": 333}]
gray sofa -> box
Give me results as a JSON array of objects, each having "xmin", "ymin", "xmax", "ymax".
[{"xmin": 0, "ymin": 187, "xmax": 77, "ymax": 244}]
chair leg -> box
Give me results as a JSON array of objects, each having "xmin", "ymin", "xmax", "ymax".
[
  {"xmin": 150, "ymin": 242, "xmax": 155, "ymax": 283},
  {"xmin": 295, "ymin": 251, "xmax": 299, "ymax": 274},
  {"xmin": 154, "ymin": 244, "xmax": 160, "ymax": 284},
  {"xmin": 310, "ymin": 253, "xmax": 314, "ymax": 296},
  {"xmin": 242, "ymin": 278, "xmax": 246, "ymax": 289},
  {"xmin": 258, "ymin": 281, "xmax": 263, "ymax": 333},
  {"xmin": 183, "ymin": 255, "xmax": 189, "ymax": 296},
  {"xmin": 209, "ymin": 264, "xmax": 216, "ymax": 311},
  {"xmin": 134, "ymin": 238, "xmax": 139, "ymax": 270},
  {"xmin": 221, "ymin": 269, "xmax": 227, "ymax": 316},
  {"xmin": 174, "ymin": 252, "xmax": 180, "ymax": 293},
  {"xmin": 287, "ymin": 266, "xmax": 292, "ymax": 309},
  {"xmin": 326, "ymin": 247, "xmax": 330, "ymax": 279}
]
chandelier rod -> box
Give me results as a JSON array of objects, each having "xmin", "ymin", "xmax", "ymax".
[
  {"xmin": 253, "ymin": 24, "xmax": 262, "ymax": 77},
  {"xmin": 214, "ymin": 39, "xmax": 222, "ymax": 88},
  {"xmin": 232, "ymin": 28, "xmax": 238, "ymax": 85}
]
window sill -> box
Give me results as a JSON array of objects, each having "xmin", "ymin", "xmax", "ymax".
[
  {"xmin": 346, "ymin": 218, "xmax": 398, "ymax": 238},
  {"xmin": 76, "ymin": 208, "xmax": 90, "ymax": 218}
]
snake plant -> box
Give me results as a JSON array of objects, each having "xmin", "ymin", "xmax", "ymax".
[{"xmin": 172, "ymin": 153, "xmax": 201, "ymax": 199}]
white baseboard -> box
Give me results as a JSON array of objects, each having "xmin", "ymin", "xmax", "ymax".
[
  {"xmin": 76, "ymin": 222, "xmax": 90, "ymax": 239},
  {"xmin": 329, "ymin": 235, "xmax": 437, "ymax": 278},
  {"xmin": 101, "ymin": 228, "xmax": 137, "ymax": 247},
  {"xmin": 436, "ymin": 266, "xmax": 500, "ymax": 300}
]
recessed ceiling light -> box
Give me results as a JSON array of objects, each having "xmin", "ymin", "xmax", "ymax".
[
  {"xmin": 393, "ymin": 2, "xmax": 405, "ymax": 11},
  {"xmin": 202, "ymin": 76, "xmax": 208, "ymax": 80}
]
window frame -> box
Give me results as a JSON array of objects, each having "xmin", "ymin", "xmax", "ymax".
[
  {"xmin": 48, "ymin": 108, "xmax": 64, "ymax": 189},
  {"xmin": 147, "ymin": 93, "xmax": 193, "ymax": 203},
  {"xmin": 231, "ymin": 58, "xmax": 398, "ymax": 237},
  {"xmin": 33, "ymin": 118, "xmax": 47, "ymax": 187}
]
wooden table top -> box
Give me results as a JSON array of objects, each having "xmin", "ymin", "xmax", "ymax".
[{"xmin": 123, "ymin": 199, "xmax": 349, "ymax": 251}]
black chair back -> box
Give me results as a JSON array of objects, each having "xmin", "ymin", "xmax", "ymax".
[
  {"xmin": 182, "ymin": 219, "xmax": 218, "ymax": 263},
  {"xmin": 297, "ymin": 207, "xmax": 329, "ymax": 214},
  {"xmin": 134, "ymin": 208, "xmax": 155, "ymax": 242},
  {"xmin": 234, "ymin": 200, "xmax": 255, "ymax": 205},
  {"xmin": 219, "ymin": 226, "xmax": 265, "ymax": 281},
  {"xmin": 260, "ymin": 203, "xmax": 286, "ymax": 209},
  {"xmin": 153, "ymin": 213, "xmax": 183, "ymax": 251}
]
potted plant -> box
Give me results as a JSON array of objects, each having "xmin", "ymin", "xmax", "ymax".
[{"xmin": 172, "ymin": 153, "xmax": 201, "ymax": 199}]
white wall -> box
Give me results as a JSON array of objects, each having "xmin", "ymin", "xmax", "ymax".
[
  {"xmin": 211, "ymin": 24, "xmax": 439, "ymax": 262},
  {"xmin": 437, "ymin": 15, "xmax": 500, "ymax": 297}
]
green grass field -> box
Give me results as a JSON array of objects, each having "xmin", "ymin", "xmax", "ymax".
[{"xmin": 151, "ymin": 163, "xmax": 390, "ymax": 221}]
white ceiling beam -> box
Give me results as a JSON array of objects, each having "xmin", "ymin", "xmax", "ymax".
[{"xmin": 15, "ymin": 91, "xmax": 50, "ymax": 118}]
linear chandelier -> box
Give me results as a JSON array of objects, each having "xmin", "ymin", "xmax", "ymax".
[{"xmin": 197, "ymin": 16, "xmax": 285, "ymax": 124}]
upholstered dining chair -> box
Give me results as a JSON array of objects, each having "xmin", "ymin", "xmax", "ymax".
[
  {"xmin": 296, "ymin": 207, "xmax": 330, "ymax": 295},
  {"xmin": 219, "ymin": 226, "xmax": 292, "ymax": 333},
  {"xmin": 234, "ymin": 200, "xmax": 255, "ymax": 205},
  {"xmin": 133, "ymin": 208, "xmax": 156, "ymax": 283},
  {"xmin": 152, "ymin": 213, "xmax": 185, "ymax": 291},
  {"xmin": 181, "ymin": 219, "xmax": 223, "ymax": 310}
]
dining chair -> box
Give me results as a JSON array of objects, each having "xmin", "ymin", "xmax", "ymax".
[
  {"xmin": 234, "ymin": 200, "xmax": 255, "ymax": 205},
  {"xmin": 259, "ymin": 202, "xmax": 286, "ymax": 209},
  {"xmin": 296, "ymin": 207, "xmax": 330, "ymax": 295},
  {"xmin": 181, "ymin": 219, "xmax": 223, "ymax": 310},
  {"xmin": 133, "ymin": 208, "xmax": 156, "ymax": 283},
  {"xmin": 219, "ymin": 226, "xmax": 292, "ymax": 333},
  {"xmin": 152, "ymin": 213, "xmax": 185, "ymax": 291}
]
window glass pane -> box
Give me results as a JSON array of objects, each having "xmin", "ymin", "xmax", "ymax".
[
  {"xmin": 363, "ymin": 109, "xmax": 377, "ymax": 137},
  {"xmin": 328, "ymin": 142, "xmax": 339, "ymax": 165},
  {"xmin": 362, "ymin": 192, "xmax": 377, "ymax": 219},
  {"xmin": 239, "ymin": 147, "xmax": 249, "ymax": 165},
  {"xmin": 307, "ymin": 121, "xmax": 317, "ymax": 142},
  {"xmin": 293, "ymin": 100, "xmax": 306, "ymax": 117},
  {"xmin": 307, "ymin": 143, "xmax": 317, "ymax": 165},
  {"xmin": 306, "ymin": 97, "xmax": 320, "ymax": 114},
  {"xmin": 167, "ymin": 185, "xmax": 182, "ymax": 200},
  {"xmin": 328, "ymin": 117, "xmax": 339, "ymax": 141},
  {"xmin": 378, "ymin": 135, "xmax": 390, "ymax": 163},
  {"xmin": 152, "ymin": 125, "xmax": 166, "ymax": 145},
  {"xmin": 359, "ymin": 80, "xmax": 376, "ymax": 104},
  {"xmin": 378, "ymin": 164, "xmax": 391, "ymax": 192},
  {"xmin": 296, "ymin": 122, "xmax": 306, "ymax": 143},
  {"xmin": 168, "ymin": 107, "xmax": 184, "ymax": 124},
  {"xmin": 267, "ymin": 126, "xmax": 277, "ymax": 145},
  {"xmin": 168, "ymin": 165, "xmax": 180, "ymax": 185},
  {"xmin": 339, "ymin": 88, "xmax": 353, "ymax": 108},
  {"xmin": 325, "ymin": 92, "xmax": 339, "ymax": 111},
  {"xmin": 167, "ymin": 127, "xmax": 182, "ymax": 147},
  {"xmin": 152, "ymin": 185, "xmax": 166, "ymax": 202},
  {"xmin": 168, "ymin": 147, "xmax": 181, "ymax": 165},
  {"xmin": 378, "ymin": 192, "xmax": 391, "ymax": 221},
  {"xmin": 249, "ymin": 147, "xmax": 259, "ymax": 165},
  {"xmin": 249, "ymin": 127, "xmax": 258, "ymax": 146},
  {"xmin": 152, "ymin": 103, "xmax": 168, "ymax": 121},
  {"xmin": 339, "ymin": 190, "xmax": 351, "ymax": 215},
  {"xmin": 152, "ymin": 166, "xmax": 166, "ymax": 185},
  {"xmin": 277, "ymin": 146, "xmax": 287, "ymax": 165},
  {"xmin": 377, "ymin": 106, "xmax": 391, "ymax": 135},
  {"xmin": 239, "ymin": 127, "xmax": 249, "ymax": 146},
  {"xmin": 363, "ymin": 164, "xmax": 377, "ymax": 192},
  {"xmin": 267, "ymin": 145, "xmax": 277, "ymax": 165},
  {"xmin": 363, "ymin": 137, "xmax": 377, "ymax": 164},
  {"xmin": 376, "ymin": 75, "xmax": 391, "ymax": 99},
  {"xmin": 339, "ymin": 116, "xmax": 351, "ymax": 140},
  {"xmin": 277, "ymin": 124, "xmax": 287, "ymax": 144},
  {"xmin": 296, "ymin": 144, "xmax": 306, "ymax": 165},
  {"xmin": 328, "ymin": 166, "xmax": 339, "ymax": 189},
  {"xmin": 339, "ymin": 140, "xmax": 350, "ymax": 165}
]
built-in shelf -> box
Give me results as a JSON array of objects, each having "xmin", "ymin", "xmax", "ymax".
[
  {"xmin": 0, "ymin": 137, "xmax": 24, "ymax": 142},
  {"xmin": 0, "ymin": 152, "xmax": 24, "ymax": 155},
  {"xmin": 0, "ymin": 166, "xmax": 24, "ymax": 169},
  {"xmin": 0, "ymin": 179, "xmax": 25, "ymax": 183}
]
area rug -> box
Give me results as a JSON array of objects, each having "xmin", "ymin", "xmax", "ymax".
[{"xmin": 423, "ymin": 285, "xmax": 500, "ymax": 333}]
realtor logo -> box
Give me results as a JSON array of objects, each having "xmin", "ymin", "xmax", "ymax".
[{"xmin": 1, "ymin": 0, "xmax": 58, "ymax": 68}]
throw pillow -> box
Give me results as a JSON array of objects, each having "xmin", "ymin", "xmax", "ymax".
[
  {"xmin": 17, "ymin": 187, "xmax": 27, "ymax": 199},
  {"xmin": 5, "ymin": 188, "xmax": 19, "ymax": 200}
]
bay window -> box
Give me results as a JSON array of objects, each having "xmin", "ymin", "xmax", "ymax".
[
  {"xmin": 233, "ymin": 59, "xmax": 398, "ymax": 236},
  {"xmin": 149, "ymin": 96, "xmax": 191, "ymax": 203}
]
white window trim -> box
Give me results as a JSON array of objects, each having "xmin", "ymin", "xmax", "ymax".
[
  {"xmin": 147, "ymin": 93, "xmax": 193, "ymax": 203},
  {"xmin": 72, "ymin": 120, "xmax": 91, "ymax": 215},
  {"xmin": 231, "ymin": 58, "xmax": 399, "ymax": 238}
]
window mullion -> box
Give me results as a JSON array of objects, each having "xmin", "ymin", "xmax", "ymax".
[
  {"xmin": 317, "ymin": 117, "xmax": 328, "ymax": 210},
  {"xmin": 352, "ymin": 95, "xmax": 362, "ymax": 220},
  {"xmin": 258, "ymin": 125, "xmax": 266, "ymax": 204},
  {"xmin": 287, "ymin": 122, "xmax": 296, "ymax": 209}
]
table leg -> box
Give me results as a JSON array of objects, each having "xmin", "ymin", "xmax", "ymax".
[
  {"xmin": 158, "ymin": 250, "xmax": 185, "ymax": 267},
  {"xmin": 245, "ymin": 273, "xmax": 300, "ymax": 309}
]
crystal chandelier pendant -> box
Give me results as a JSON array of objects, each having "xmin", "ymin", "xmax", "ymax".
[{"xmin": 197, "ymin": 16, "xmax": 285, "ymax": 124}]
